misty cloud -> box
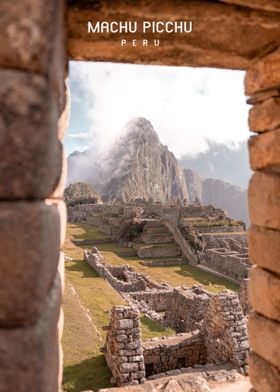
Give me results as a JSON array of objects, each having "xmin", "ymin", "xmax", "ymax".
[
  {"xmin": 65, "ymin": 61, "xmax": 249, "ymax": 158},
  {"xmin": 68, "ymin": 132, "xmax": 91, "ymax": 140}
]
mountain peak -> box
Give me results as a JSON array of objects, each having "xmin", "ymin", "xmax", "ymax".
[{"xmin": 123, "ymin": 117, "xmax": 159, "ymax": 142}]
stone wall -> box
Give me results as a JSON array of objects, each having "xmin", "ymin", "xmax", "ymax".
[
  {"xmin": 246, "ymin": 47, "xmax": 280, "ymax": 392},
  {"xmin": 84, "ymin": 247, "xmax": 167, "ymax": 293},
  {"xmin": 143, "ymin": 331, "xmax": 207, "ymax": 376},
  {"xmin": 67, "ymin": 200, "xmax": 226, "ymax": 227},
  {"xmin": 104, "ymin": 306, "xmax": 146, "ymax": 386},
  {"xmin": 128, "ymin": 291, "xmax": 172, "ymax": 313},
  {"xmin": 0, "ymin": 1, "xmax": 67, "ymax": 391},
  {"xmin": 124, "ymin": 289, "xmax": 172, "ymax": 323},
  {"xmin": 164, "ymin": 286, "xmax": 211, "ymax": 333},
  {"xmin": 180, "ymin": 205, "xmax": 226, "ymax": 218},
  {"xmin": 163, "ymin": 287, "xmax": 249, "ymax": 369},
  {"xmin": 162, "ymin": 217, "xmax": 198, "ymax": 264},
  {"xmin": 202, "ymin": 292, "xmax": 249, "ymax": 368},
  {"xmin": 239, "ymin": 278, "xmax": 250, "ymax": 316},
  {"xmin": 199, "ymin": 248, "xmax": 249, "ymax": 283},
  {"xmin": 197, "ymin": 226, "xmax": 243, "ymax": 233},
  {"xmin": 85, "ymin": 248, "xmax": 146, "ymax": 292},
  {"xmin": 104, "ymin": 292, "xmax": 249, "ymax": 384}
]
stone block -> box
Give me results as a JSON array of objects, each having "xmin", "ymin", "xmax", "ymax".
[
  {"xmin": 248, "ymin": 312, "xmax": 280, "ymax": 370},
  {"xmin": 127, "ymin": 341, "xmax": 141, "ymax": 350},
  {"xmin": 249, "ymin": 98, "xmax": 280, "ymax": 132},
  {"xmin": 249, "ymin": 129, "xmax": 280, "ymax": 172},
  {"xmin": 0, "ymin": 0, "xmax": 63, "ymax": 75},
  {"xmin": 119, "ymin": 362, "xmax": 139, "ymax": 373},
  {"xmin": 119, "ymin": 373, "xmax": 130, "ymax": 383},
  {"xmin": 248, "ymin": 172, "xmax": 280, "ymax": 230},
  {"xmin": 0, "ymin": 69, "xmax": 62, "ymax": 199},
  {"xmin": 48, "ymin": 0, "xmax": 67, "ymax": 114},
  {"xmin": 0, "ymin": 201, "xmax": 62, "ymax": 326},
  {"xmin": 0, "ymin": 275, "xmax": 61, "ymax": 392},
  {"xmin": 220, "ymin": 1, "xmax": 280, "ymax": 12},
  {"xmin": 245, "ymin": 48, "xmax": 280, "ymax": 95},
  {"xmin": 247, "ymin": 89, "xmax": 280, "ymax": 105},
  {"xmin": 117, "ymin": 319, "xmax": 134, "ymax": 330},
  {"xmin": 248, "ymin": 225, "xmax": 280, "ymax": 274},
  {"xmin": 249, "ymin": 267, "xmax": 280, "ymax": 321},
  {"xmin": 249, "ymin": 352, "xmax": 280, "ymax": 392}
]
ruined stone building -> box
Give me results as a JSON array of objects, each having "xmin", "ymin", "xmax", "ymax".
[
  {"xmin": 0, "ymin": 1, "xmax": 280, "ymax": 391},
  {"xmin": 70, "ymin": 200, "xmax": 250, "ymax": 284},
  {"xmin": 84, "ymin": 247, "xmax": 249, "ymax": 388}
]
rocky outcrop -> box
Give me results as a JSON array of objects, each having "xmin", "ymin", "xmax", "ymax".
[{"xmin": 64, "ymin": 182, "xmax": 102, "ymax": 206}]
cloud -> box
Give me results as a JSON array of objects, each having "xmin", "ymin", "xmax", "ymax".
[
  {"xmin": 67, "ymin": 61, "xmax": 249, "ymax": 158},
  {"xmin": 68, "ymin": 132, "xmax": 91, "ymax": 140}
]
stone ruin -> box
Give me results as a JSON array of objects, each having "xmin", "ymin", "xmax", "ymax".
[
  {"xmin": 84, "ymin": 247, "xmax": 172, "ymax": 323},
  {"xmin": 84, "ymin": 248, "xmax": 249, "ymax": 388},
  {"xmin": 69, "ymin": 199, "xmax": 250, "ymax": 285},
  {"xmin": 143, "ymin": 331, "xmax": 207, "ymax": 378},
  {"xmin": 163, "ymin": 287, "xmax": 212, "ymax": 333},
  {"xmin": 103, "ymin": 306, "xmax": 146, "ymax": 386},
  {"xmin": 102, "ymin": 301, "xmax": 248, "ymax": 388},
  {"xmin": 84, "ymin": 247, "xmax": 250, "ymax": 326},
  {"xmin": 201, "ymin": 293, "xmax": 248, "ymax": 368},
  {"xmin": 85, "ymin": 247, "xmax": 167, "ymax": 294}
]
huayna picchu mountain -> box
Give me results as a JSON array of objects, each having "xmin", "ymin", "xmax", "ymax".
[
  {"xmin": 68, "ymin": 118, "xmax": 190, "ymax": 203},
  {"xmin": 67, "ymin": 117, "xmax": 249, "ymax": 223},
  {"xmin": 97, "ymin": 118, "xmax": 190, "ymax": 203}
]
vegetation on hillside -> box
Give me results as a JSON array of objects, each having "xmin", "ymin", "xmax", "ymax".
[{"xmin": 63, "ymin": 225, "xmax": 174, "ymax": 392}]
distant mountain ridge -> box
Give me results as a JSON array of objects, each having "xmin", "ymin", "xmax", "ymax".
[
  {"xmin": 184, "ymin": 169, "xmax": 249, "ymax": 224},
  {"xmin": 67, "ymin": 117, "xmax": 249, "ymax": 224},
  {"xmin": 180, "ymin": 141, "xmax": 252, "ymax": 189}
]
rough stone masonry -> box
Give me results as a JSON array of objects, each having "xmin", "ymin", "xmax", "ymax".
[
  {"xmin": 104, "ymin": 306, "xmax": 146, "ymax": 386},
  {"xmin": 104, "ymin": 295, "xmax": 248, "ymax": 387},
  {"xmin": 1, "ymin": 1, "xmax": 280, "ymax": 391}
]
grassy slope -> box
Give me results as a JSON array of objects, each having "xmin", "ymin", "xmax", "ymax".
[
  {"xmin": 104, "ymin": 253, "xmax": 238, "ymax": 293},
  {"xmin": 74, "ymin": 221, "xmax": 239, "ymax": 293},
  {"xmin": 63, "ymin": 225, "xmax": 173, "ymax": 392}
]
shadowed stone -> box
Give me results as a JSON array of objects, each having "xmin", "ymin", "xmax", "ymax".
[
  {"xmin": 0, "ymin": 70, "xmax": 62, "ymax": 199},
  {"xmin": 0, "ymin": 201, "xmax": 63, "ymax": 326}
]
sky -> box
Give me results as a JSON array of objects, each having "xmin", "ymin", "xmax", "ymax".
[{"xmin": 65, "ymin": 61, "xmax": 249, "ymax": 158}]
